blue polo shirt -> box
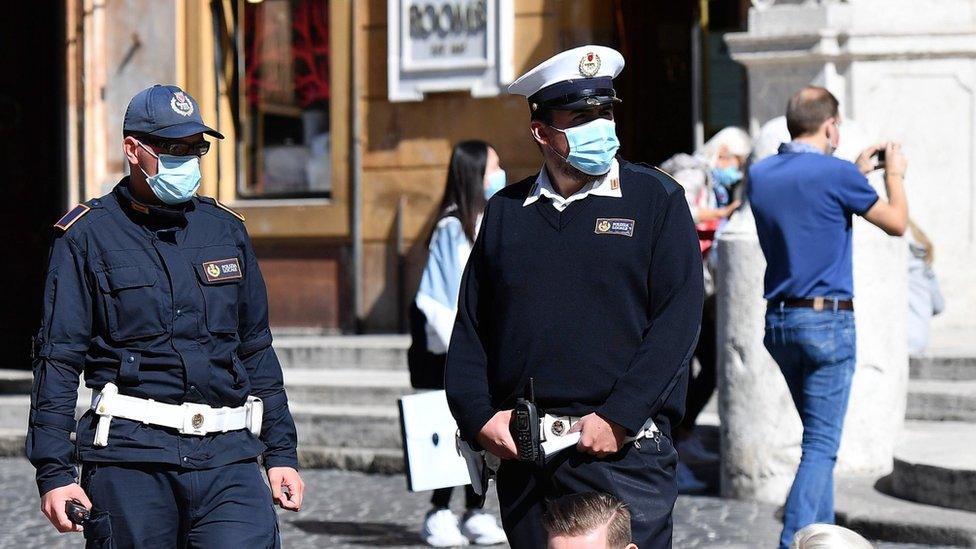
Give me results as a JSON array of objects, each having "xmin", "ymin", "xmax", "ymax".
[{"xmin": 748, "ymin": 142, "xmax": 879, "ymax": 301}]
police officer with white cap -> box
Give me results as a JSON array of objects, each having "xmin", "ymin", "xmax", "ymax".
[{"xmin": 445, "ymin": 46, "xmax": 704, "ymax": 547}]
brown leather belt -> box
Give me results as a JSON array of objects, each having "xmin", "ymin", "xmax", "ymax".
[{"xmin": 776, "ymin": 297, "xmax": 854, "ymax": 311}]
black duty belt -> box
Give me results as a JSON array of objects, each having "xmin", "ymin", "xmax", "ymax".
[{"xmin": 775, "ymin": 297, "xmax": 854, "ymax": 311}]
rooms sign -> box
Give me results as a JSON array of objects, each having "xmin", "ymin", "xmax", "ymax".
[{"xmin": 388, "ymin": 0, "xmax": 513, "ymax": 101}]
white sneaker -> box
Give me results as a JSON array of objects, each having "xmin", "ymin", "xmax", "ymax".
[
  {"xmin": 461, "ymin": 510, "xmax": 507, "ymax": 545},
  {"xmin": 677, "ymin": 432, "xmax": 720, "ymax": 464},
  {"xmin": 422, "ymin": 508, "xmax": 470, "ymax": 547}
]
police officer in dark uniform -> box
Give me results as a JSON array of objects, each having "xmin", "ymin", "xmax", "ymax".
[
  {"xmin": 445, "ymin": 46, "xmax": 703, "ymax": 548},
  {"xmin": 28, "ymin": 85, "xmax": 303, "ymax": 548}
]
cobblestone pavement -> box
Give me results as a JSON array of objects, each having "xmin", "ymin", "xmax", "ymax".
[{"xmin": 0, "ymin": 458, "xmax": 949, "ymax": 548}]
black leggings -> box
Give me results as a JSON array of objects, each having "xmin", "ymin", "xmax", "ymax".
[
  {"xmin": 680, "ymin": 294, "xmax": 717, "ymax": 431},
  {"xmin": 431, "ymin": 485, "xmax": 482, "ymax": 510}
]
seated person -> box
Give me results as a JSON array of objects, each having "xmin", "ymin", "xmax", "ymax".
[{"xmin": 544, "ymin": 492, "xmax": 638, "ymax": 549}]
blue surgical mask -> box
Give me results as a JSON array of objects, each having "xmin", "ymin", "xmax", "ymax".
[
  {"xmin": 549, "ymin": 118, "xmax": 620, "ymax": 176},
  {"xmin": 484, "ymin": 169, "xmax": 506, "ymax": 199},
  {"xmin": 711, "ymin": 166, "xmax": 743, "ymax": 188},
  {"xmin": 139, "ymin": 142, "xmax": 202, "ymax": 205}
]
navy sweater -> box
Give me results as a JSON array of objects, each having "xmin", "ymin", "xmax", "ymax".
[{"xmin": 445, "ymin": 160, "xmax": 704, "ymax": 442}]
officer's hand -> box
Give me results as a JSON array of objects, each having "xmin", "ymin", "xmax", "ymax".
[
  {"xmin": 268, "ymin": 467, "xmax": 304, "ymax": 512},
  {"xmin": 476, "ymin": 410, "xmax": 518, "ymax": 460},
  {"xmin": 40, "ymin": 483, "xmax": 91, "ymax": 533},
  {"xmin": 570, "ymin": 413, "xmax": 626, "ymax": 458}
]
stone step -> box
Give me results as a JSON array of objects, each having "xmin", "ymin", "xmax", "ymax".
[
  {"xmin": 0, "ymin": 395, "xmax": 29, "ymax": 430},
  {"xmin": 887, "ymin": 420, "xmax": 976, "ymax": 513},
  {"xmin": 836, "ymin": 474, "xmax": 976, "ymax": 547},
  {"xmin": 0, "ymin": 366, "xmax": 415, "ymax": 407},
  {"xmin": 0, "ymin": 370, "xmax": 33, "ymax": 394},
  {"xmin": 907, "ymin": 379, "xmax": 976, "ymax": 422},
  {"xmin": 283, "ymin": 369, "xmax": 415, "ymax": 406},
  {"xmin": 274, "ymin": 335, "xmax": 409, "ymax": 372},
  {"xmin": 3, "ymin": 396, "xmax": 409, "ymax": 451},
  {"xmin": 0, "ymin": 390, "xmax": 94, "ymax": 431},
  {"xmin": 0, "ymin": 429, "xmax": 408, "ymax": 475},
  {"xmin": 7, "ymin": 334, "xmax": 413, "ymax": 378},
  {"xmin": 910, "ymin": 353, "xmax": 976, "ymax": 381},
  {"xmin": 291, "ymin": 403, "xmax": 403, "ymax": 450},
  {"xmin": 297, "ymin": 445, "xmax": 404, "ymax": 474}
]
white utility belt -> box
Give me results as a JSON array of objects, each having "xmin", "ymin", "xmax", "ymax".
[
  {"xmin": 539, "ymin": 414, "xmax": 661, "ymax": 457},
  {"xmin": 90, "ymin": 382, "xmax": 263, "ymax": 447}
]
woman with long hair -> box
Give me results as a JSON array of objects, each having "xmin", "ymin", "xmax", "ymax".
[
  {"xmin": 409, "ymin": 140, "xmax": 508, "ymax": 547},
  {"xmin": 907, "ymin": 219, "xmax": 944, "ymax": 354}
]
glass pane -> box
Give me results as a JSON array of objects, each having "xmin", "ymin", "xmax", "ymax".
[{"xmin": 242, "ymin": 0, "xmax": 331, "ymax": 198}]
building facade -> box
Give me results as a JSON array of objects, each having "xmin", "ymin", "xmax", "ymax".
[{"xmin": 5, "ymin": 0, "xmax": 749, "ymax": 359}]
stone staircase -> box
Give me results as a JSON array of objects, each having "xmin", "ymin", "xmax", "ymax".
[
  {"xmin": 836, "ymin": 351, "xmax": 976, "ymax": 546},
  {"xmin": 3, "ymin": 336, "xmax": 975, "ymax": 545},
  {"xmin": 0, "ymin": 335, "xmax": 416, "ymax": 473},
  {"xmin": 276, "ymin": 335, "xmax": 412, "ymax": 472}
]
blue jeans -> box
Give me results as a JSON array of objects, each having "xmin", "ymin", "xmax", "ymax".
[{"xmin": 763, "ymin": 307, "xmax": 856, "ymax": 549}]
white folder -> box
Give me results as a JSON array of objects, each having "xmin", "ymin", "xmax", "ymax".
[{"xmin": 398, "ymin": 390, "xmax": 473, "ymax": 492}]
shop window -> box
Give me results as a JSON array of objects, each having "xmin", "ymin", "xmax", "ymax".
[{"xmin": 239, "ymin": 0, "xmax": 331, "ymax": 198}]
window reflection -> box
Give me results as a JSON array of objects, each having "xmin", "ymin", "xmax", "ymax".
[{"xmin": 242, "ymin": 0, "xmax": 331, "ymax": 198}]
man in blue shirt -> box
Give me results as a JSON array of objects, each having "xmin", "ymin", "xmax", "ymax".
[
  {"xmin": 29, "ymin": 85, "xmax": 303, "ymax": 547},
  {"xmin": 748, "ymin": 86, "xmax": 908, "ymax": 548}
]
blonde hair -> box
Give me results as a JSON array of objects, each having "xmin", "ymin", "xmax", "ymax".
[
  {"xmin": 790, "ymin": 524, "xmax": 874, "ymax": 549},
  {"xmin": 908, "ymin": 219, "xmax": 935, "ymax": 265},
  {"xmin": 698, "ymin": 126, "xmax": 752, "ymax": 169},
  {"xmin": 544, "ymin": 492, "xmax": 632, "ymax": 548}
]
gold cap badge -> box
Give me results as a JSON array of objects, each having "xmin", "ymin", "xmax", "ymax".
[{"xmin": 578, "ymin": 51, "xmax": 601, "ymax": 77}]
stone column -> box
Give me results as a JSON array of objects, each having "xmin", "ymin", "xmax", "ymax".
[
  {"xmin": 716, "ymin": 207, "xmax": 907, "ymax": 503},
  {"xmin": 717, "ymin": 0, "xmax": 937, "ymax": 502}
]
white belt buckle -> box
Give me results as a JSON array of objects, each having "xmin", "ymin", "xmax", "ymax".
[{"xmin": 181, "ymin": 403, "xmax": 209, "ymax": 436}]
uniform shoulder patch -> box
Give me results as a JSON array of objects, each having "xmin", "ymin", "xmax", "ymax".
[
  {"xmin": 53, "ymin": 204, "xmax": 91, "ymax": 231},
  {"xmin": 650, "ymin": 166, "xmax": 682, "ymax": 194},
  {"xmin": 200, "ymin": 196, "xmax": 245, "ymax": 222},
  {"xmin": 215, "ymin": 199, "xmax": 245, "ymax": 222}
]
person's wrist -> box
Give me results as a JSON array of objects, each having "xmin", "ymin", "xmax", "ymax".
[{"xmin": 885, "ymin": 171, "xmax": 905, "ymax": 179}]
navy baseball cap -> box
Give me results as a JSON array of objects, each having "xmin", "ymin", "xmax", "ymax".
[{"xmin": 123, "ymin": 84, "xmax": 224, "ymax": 139}]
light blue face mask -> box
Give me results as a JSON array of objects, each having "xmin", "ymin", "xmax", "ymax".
[
  {"xmin": 139, "ymin": 142, "xmax": 202, "ymax": 205},
  {"xmin": 484, "ymin": 169, "xmax": 506, "ymax": 200},
  {"xmin": 711, "ymin": 166, "xmax": 743, "ymax": 188},
  {"xmin": 550, "ymin": 118, "xmax": 620, "ymax": 176}
]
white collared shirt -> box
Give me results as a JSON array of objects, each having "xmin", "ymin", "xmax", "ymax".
[{"xmin": 523, "ymin": 159, "xmax": 622, "ymax": 212}]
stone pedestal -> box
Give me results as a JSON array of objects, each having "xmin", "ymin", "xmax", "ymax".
[
  {"xmin": 714, "ymin": 0, "xmax": 976, "ymax": 503},
  {"xmin": 716, "ymin": 206, "xmax": 907, "ymax": 503},
  {"xmin": 727, "ymin": 0, "xmax": 976, "ymax": 345}
]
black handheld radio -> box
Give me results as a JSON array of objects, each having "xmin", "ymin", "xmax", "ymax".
[
  {"xmin": 65, "ymin": 499, "xmax": 90, "ymax": 525},
  {"xmin": 510, "ymin": 378, "xmax": 544, "ymax": 466}
]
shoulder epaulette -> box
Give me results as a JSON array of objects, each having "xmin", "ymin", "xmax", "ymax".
[
  {"xmin": 652, "ymin": 165, "xmax": 679, "ymax": 181},
  {"xmin": 53, "ymin": 204, "xmax": 92, "ymax": 231},
  {"xmin": 200, "ymin": 196, "xmax": 245, "ymax": 222}
]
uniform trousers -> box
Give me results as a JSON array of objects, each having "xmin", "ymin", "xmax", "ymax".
[
  {"xmin": 80, "ymin": 459, "xmax": 279, "ymax": 549},
  {"xmin": 496, "ymin": 433, "xmax": 678, "ymax": 548}
]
